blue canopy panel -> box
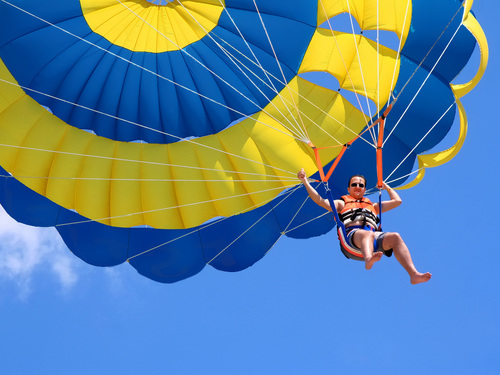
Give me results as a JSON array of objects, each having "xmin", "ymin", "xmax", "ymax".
[
  {"xmin": 0, "ymin": 166, "xmax": 61, "ymax": 227},
  {"xmin": 0, "ymin": 0, "xmax": 317, "ymax": 144},
  {"xmin": 403, "ymin": 0, "xmax": 476, "ymax": 83}
]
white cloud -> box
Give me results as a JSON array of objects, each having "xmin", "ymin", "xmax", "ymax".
[{"xmin": 0, "ymin": 206, "xmax": 79, "ymax": 296}]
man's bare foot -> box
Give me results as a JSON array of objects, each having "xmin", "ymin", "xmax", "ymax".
[
  {"xmin": 410, "ymin": 272, "xmax": 432, "ymax": 285},
  {"xmin": 365, "ymin": 252, "xmax": 383, "ymax": 270}
]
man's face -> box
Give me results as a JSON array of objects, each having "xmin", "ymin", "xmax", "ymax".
[{"xmin": 347, "ymin": 176, "xmax": 366, "ymax": 199}]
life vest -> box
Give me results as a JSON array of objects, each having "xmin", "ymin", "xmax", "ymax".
[{"xmin": 339, "ymin": 195, "xmax": 380, "ymax": 230}]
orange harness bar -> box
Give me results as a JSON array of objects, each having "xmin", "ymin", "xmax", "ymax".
[
  {"xmin": 376, "ymin": 115, "xmax": 386, "ymax": 189},
  {"xmin": 310, "ymin": 104, "xmax": 392, "ymax": 185}
]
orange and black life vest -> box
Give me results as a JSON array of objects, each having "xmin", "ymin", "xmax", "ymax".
[{"xmin": 339, "ymin": 195, "xmax": 380, "ymax": 230}]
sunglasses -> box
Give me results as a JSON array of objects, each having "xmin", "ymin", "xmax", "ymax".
[{"xmin": 350, "ymin": 183, "xmax": 365, "ymax": 188}]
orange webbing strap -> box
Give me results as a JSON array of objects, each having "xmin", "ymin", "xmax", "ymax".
[
  {"xmin": 376, "ymin": 119, "xmax": 385, "ymax": 189},
  {"xmin": 309, "ymin": 103, "xmax": 393, "ymax": 183},
  {"xmin": 376, "ymin": 103, "xmax": 392, "ymax": 189},
  {"xmin": 375, "ymin": 104, "xmax": 393, "ymax": 230},
  {"xmin": 309, "ymin": 142, "xmax": 326, "ymax": 182},
  {"xmin": 311, "ymin": 143, "xmax": 349, "ymax": 183}
]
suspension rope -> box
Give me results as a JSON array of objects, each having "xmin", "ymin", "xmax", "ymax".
[
  {"xmin": 251, "ymin": 0, "xmax": 311, "ymax": 142},
  {"xmin": 206, "ymin": 181, "xmax": 307, "ymax": 265},
  {"xmin": 127, "ymin": 183, "xmax": 302, "ymax": 261},
  {"xmin": 282, "ymin": 211, "xmax": 330, "ymax": 235},
  {"xmin": 281, "ymin": 181, "xmax": 331, "ymax": 234},
  {"xmin": 385, "ymin": 100, "xmax": 456, "ymax": 183},
  {"xmin": 383, "ymin": 13, "xmax": 464, "ymax": 147},
  {"xmin": 345, "ymin": 0, "xmax": 377, "ymax": 144},
  {"xmin": 0, "ymin": 174, "xmax": 298, "ymax": 183},
  {"xmin": 159, "ymin": 0, "xmax": 310, "ymax": 140},
  {"xmin": 55, "ymin": 182, "xmax": 298, "ymax": 228},
  {"xmin": 0, "ymin": 77, "xmax": 305, "ymax": 179},
  {"xmin": 208, "ymin": 28, "xmax": 376, "ymax": 148},
  {"xmin": 390, "ymin": 1, "xmax": 465, "ymax": 104},
  {"xmin": 0, "ymin": 141, "xmax": 298, "ymax": 180},
  {"xmin": 384, "ymin": 167, "xmax": 425, "ymax": 187},
  {"xmin": 318, "ymin": 0, "xmax": 377, "ymax": 147},
  {"xmin": 196, "ymin": 22, "xmax": 374, "ymax": 148},
  {"xmin": 389, "ymin": 0, "xmax": 411, "ymax": 98},
  {"xmin": 214, "ymin": 0, "xmax": 308, "ymax": 137},
  {"xmin": 117, "ymin": 0, "xmax": 309, "ymax": 141}
]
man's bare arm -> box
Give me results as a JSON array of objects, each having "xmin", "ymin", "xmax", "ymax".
[
  {"xmin": 377, "ymin": 182, "xmax": 402, "ymax": 213},
  {"xmin": 297, "ymin": 168, "xmax": 343, "ymax": 212}
]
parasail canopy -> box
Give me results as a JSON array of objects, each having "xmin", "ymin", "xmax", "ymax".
[{"xmin": 0, "ymin": 0, "xmax": 488, "ymax": 282}]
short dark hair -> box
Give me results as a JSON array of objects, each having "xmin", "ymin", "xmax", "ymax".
[{"xmin": 348, "ymin": 174, "xmax": 367, "ymax": 187}]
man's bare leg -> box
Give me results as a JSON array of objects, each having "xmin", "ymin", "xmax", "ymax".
[
  {"xmin": 383, "ymin": 233, "xmax": 432, "ymax": 284},
  {"xmin": 352, "ymin": 230, "xmax": 383, "ymax": 270}
]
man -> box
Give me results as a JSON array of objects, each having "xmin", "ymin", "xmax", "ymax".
[{"xmin": 297, "ymin": 168, "xmax": 431, "ymax": 285}]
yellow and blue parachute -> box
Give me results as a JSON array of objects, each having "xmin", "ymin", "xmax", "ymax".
[{"xmin": 0, "ymin": 0, "xmax": 487, "ymax": 282}]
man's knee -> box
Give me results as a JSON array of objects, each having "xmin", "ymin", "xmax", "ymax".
[
  {"xmin": 383, "ymin": 232, "xmax": 403, "ymax": 247},
  {"xmin": 353, "ymin": 230, "xmax": 375, "ymax": 248}
]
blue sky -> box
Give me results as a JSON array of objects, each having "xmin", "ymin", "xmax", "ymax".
[{"xmin": 0, "ymin": 2, "xmax": 498, "ymax": 374}]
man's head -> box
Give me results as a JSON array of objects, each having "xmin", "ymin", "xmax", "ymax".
[{"xmin": 347, "ymin": 175, "xmax": 366, "ymax": 199}]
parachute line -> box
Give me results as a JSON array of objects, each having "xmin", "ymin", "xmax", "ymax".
[
  {"xmin": 208, "ymin": 28, "xmax": 375, "ymax": 147},
  {"xmin": 345, "ymin": 0, "xmax": 377, "ymax": 144},
  {"xmin": 55, "ymin": 183, "xmax": 298, "ymax": 228},
  {"xmin": 120, "ymin": 0, "xmax": 310, "ymax": 142},
  {"xmin": 250, "ymin": 0, "xmax": 311, "ymax": 142},
  {"xmin": 279, "ymin": 185, "xmax": 315, "ymax": 234},
  {"xmin": 391, "ymin": 1, "xmax": 465, "ymax": 104},
  {"xmin": 195, "ymin": 3, "xmax": 372, "ymax": 147},
  {"xmin": 263, "ymin": 186, "xmax": 327, "ymax": 259},
  {"xmin": 0, "ymin": 77, "xmax": 301, "ymax": 177},
  {"xmin": 0, "ymin": 142, "xmax": 300, "ymax": 180},
  {"xmin": 318, "ymin": 0, "xmax": 375, "ymax": 146},
  {"xmin": 214, "ymin": 0, "xmax": 308, "ymax": 135},
  {"xmin": 282, "ymin": 211, "xmax": 330, "ymax": 235},
  {"xmin": 115, "ymin": 0, "xmax": 308, "ymax": 141},
  {"xmin": 206, "ymin": 182, "xmax": 304, "ymax": 265},
  {"xmin": 384, "ymin": 15, "xmax": 464, "ymax": 147},
  {"xmin": 127, "ymin": 184, "xmax": 302, "ymax": 262},
  {"xmin": 281, "ymin": 181, "xmax": 331, "ymax": 234},
  {"xmin": 385, "ymin": 100, "xmax": 456, "ymax": 182},
  {"xmin": 389, "ymin": 0, "xmax": 411, "ymax": 97},
  {"xmin": 127, "ymin": 227, "xmax": 206, "ymax": 262},
  {"xmin": 384, "ymin": 167, "xmax": 425, "ymax": 188},
  {"xmin": 0, "ymin": 174, "xmax": 298, "ymax": 183}
]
